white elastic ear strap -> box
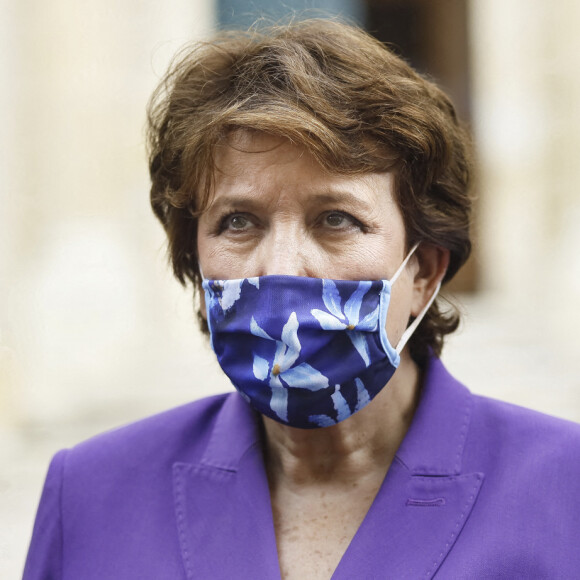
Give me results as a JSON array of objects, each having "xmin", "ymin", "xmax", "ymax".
[
  {"xmin": 395, "ymin": 280, "xmax": 441, "ymax": 355},
  {"xmin": 390, "ymin": 242, "xmax": 420, "ymax": 285}
]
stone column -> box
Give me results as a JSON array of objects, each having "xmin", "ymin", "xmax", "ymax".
[{"xmin": 0, "ymin": 0, "xmax": 221, "ymax": 426}]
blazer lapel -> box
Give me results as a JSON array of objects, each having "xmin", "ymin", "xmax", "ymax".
[
  {"xmin": 173, "ymin": 394, "xmax": 281, "ymax": 580},
  {"xmin": 334, "ymin": 359, "xmax": 485, "ymax": 579},
  {"xmin": 332, "ymin": 461, "xmax": 483, "ymax": 579}
]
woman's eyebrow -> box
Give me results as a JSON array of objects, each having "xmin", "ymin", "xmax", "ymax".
[
  {"xmin": 205, "ymin": 189, "xmax": 375, "ymax": 213},
  {"xmin": 306, "ymin": 191, "xmax": 375, "ymax": 212},
  {"xmin": 204, "ymin": 194, "xmax": 263, "ymax": 213}
]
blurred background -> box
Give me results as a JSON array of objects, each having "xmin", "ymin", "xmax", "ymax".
[{"xmin": 2, "ymin": 0, "xmax": 580, "ymax": 576}]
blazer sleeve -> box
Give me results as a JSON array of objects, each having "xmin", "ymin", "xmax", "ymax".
[{"xmin": 22, "ymin": 449, "xmax": 67, "ymax": 580}]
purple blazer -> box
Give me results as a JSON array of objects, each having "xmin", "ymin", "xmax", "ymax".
[{"xmin": 23, "ymin": 358, "xmax": 580, "ymax": 578}]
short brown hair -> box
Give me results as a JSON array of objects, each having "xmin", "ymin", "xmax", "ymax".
[{"xmin": 147, "ymin": 19, "xmax": 473, "ymax": 364}]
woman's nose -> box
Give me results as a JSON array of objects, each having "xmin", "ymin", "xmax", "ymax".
[{"xmin": 257, "ymin": 227, "xmax": 313, "ymax": 277}]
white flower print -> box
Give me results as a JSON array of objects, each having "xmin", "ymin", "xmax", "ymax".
[
  {"xmin": 212, "ymin": 277, "xmax": 259, "ymax": 312},
  {"xmin": 212, "ymin": 279, "xmax": 242, "ymax": 312},
  {"xmin": 311, "ymin": 279, "xmax": 379, "ymax": 366},
  {"xmin": 309, "ymin": 377, "xmax": 371, "ymax": 427},
  {"xmin": 251, "ymin": 312, "xmax": 329, "ymax": 423}
]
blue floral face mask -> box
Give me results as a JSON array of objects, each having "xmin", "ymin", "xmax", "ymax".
[{"xmin": 202, "ymin": 244, "xmax": 439, "ymax": 429}]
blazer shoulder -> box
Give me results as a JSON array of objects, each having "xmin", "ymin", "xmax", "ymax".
[
  {"xmin": 66, "ymin": 392, "xmax": 234, "ymax": 473},
  {"xmin": 468, "ymin": 393, "xmax": 580, "ymax": 473},
  {"xmin": 25, "ymin": 396, "xmax": 240, "ymax": 579}
]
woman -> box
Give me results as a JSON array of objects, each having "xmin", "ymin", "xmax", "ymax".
[{"xmin": 24, "ymin": 20, "xmax": 580, "ymax": 579}]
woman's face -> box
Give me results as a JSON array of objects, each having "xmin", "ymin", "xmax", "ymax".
[{"xmin": 197, "ymin": 131, "xmax": 418, "ymax": 346}]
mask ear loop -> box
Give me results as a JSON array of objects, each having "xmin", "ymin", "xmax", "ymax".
[
  {"xmin": 388, "ymin": 242, "xmax": 444, "ymax": 355},
  {"xmin": 390, "ymin": 242, "xmax": 420, "ymax": 284},
  {"xmin": 395, "ymin": 280, "xmax": 441, "ymax": 355}
]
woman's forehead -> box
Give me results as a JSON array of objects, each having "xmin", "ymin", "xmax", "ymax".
[
  {"xmin": 213, "ymin": 131, "xmax": 308, "ymax": 175},
  {"xmin": 198, "ymin": 128, "xmax": 401, "ymax": 216}
]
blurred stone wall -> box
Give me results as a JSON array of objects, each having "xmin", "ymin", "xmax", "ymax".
[
  {"xmin": 435, "ymin": 0, "xmax": 580, "ymax": 422},
  {"xmin": 470, "ymin": 0, "xmax": 580, "ymax": 355},
  {"xmin": 0, "ymin": 0, "xmax": 230, "ymax": 434}
]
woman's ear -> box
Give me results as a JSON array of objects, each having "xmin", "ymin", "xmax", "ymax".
[{"xmin": 410, "ymin": 245, "xmax": 450, "ymax": 317}]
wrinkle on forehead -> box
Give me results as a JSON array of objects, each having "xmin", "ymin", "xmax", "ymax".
[
  {"xmin": 201, "ymin": 129, "xmax": 400, "ymax": 218},
  {"xmin": 213, "ymin": 130, "xmax": 309, "ymax": 177},
  {"xmin": 223, "ymin": 128, "xmax": 288, "ymax": 154}
]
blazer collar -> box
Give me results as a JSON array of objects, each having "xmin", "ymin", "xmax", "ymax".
[
  {"xmin": 199, "ymin": 391, "xmax": 262, "ymax": 471},
  {"xmin": 173, "ymin": 394, "xmax": 280, "ymax": 579},
  {"xmin": 332, "ymin": 358, "xmax": 483, "ymax": 578},
  {"xmin": 395, "ymin": 356, "xmax": 474, "ymax": 476},
  {"xmin": 173, "ymin": 358, "xmax": 483, "ymax": 579}
]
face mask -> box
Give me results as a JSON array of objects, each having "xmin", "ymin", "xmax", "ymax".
[{"xmin": 201, "ymin": 244, "xmax": 439, "ymax": 429}]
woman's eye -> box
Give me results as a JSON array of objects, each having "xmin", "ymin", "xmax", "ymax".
[
  {"xmin": 322, "ymin": 211, "xmax": 363, "ymax": 230},
  {"xmin": 325, "ymin": 213, "xmax": 346, "ymax": 227},
  {"xmin": 229, "ymin": 215, "xmax": 249, "ymax": 229},
  {"xmin": 220, "ymin": 213, "xmax": 254, "ymax": 232}
]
